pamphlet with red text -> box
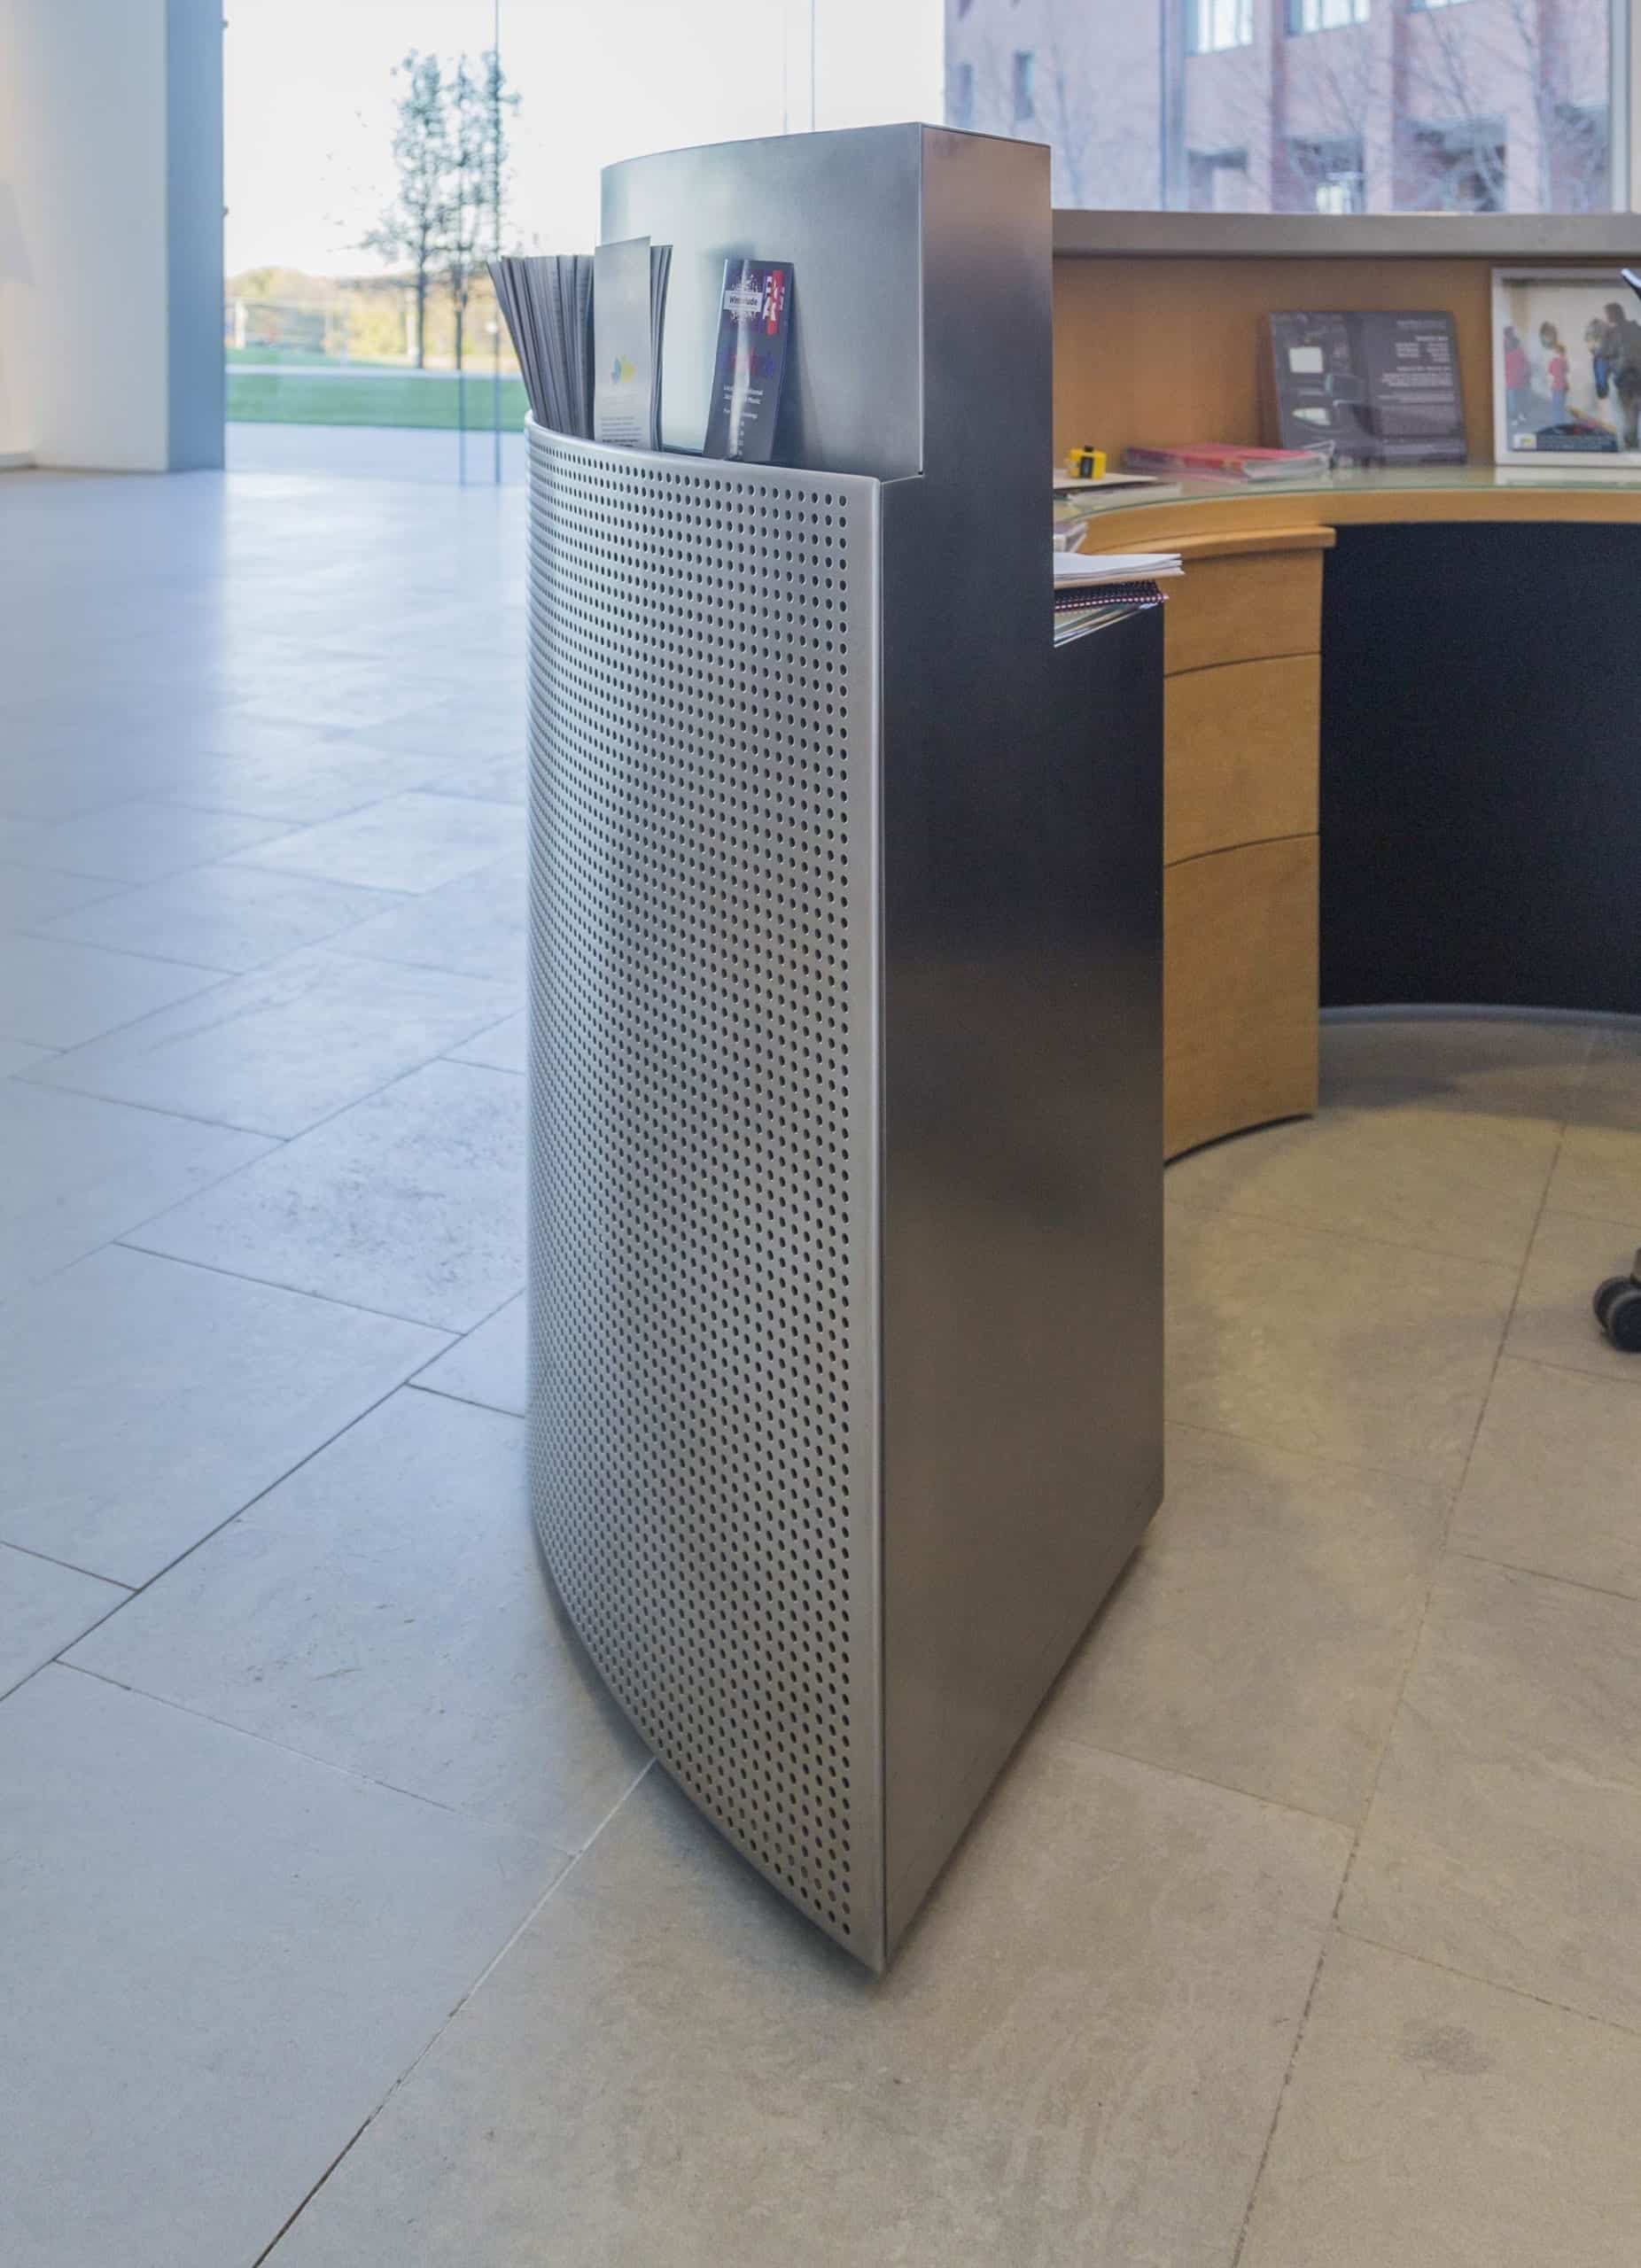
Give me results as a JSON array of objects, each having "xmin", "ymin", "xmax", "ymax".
[{"xmin": 704, "ymin": 260, "xmax": 794, "ymax": 463}]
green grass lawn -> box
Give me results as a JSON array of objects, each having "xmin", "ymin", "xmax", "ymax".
[
  {"xmin": 227, "ymin": 368, "xmax": 529, "ymax": 431},
  {"xmin": 224, "ymin": 347, "xmax": 408, "ymax": 370}
]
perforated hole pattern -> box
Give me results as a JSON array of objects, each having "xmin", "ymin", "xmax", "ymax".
[{"xmin": 525, "ymin": 427, "xmax": 883, "ymax": 1959}]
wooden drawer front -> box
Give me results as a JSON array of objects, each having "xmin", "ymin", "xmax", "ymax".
[
  {"xmin": 1164, "ymin": 835, "xmax": 1318, "ymax": 1161},
  {"xmin": 1164, "ymin": 655, "xmax": 1319, "ymax": 866},
  {"xmin": 1164, "ymin": 552, "xmax": 1322, "ymax": 678}
]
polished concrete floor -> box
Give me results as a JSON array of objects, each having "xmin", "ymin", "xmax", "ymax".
[
  {"xmin": 226, "ymin": 419, "xmax": 529, "ymax": 485},
  {"xmin": 4, "ymin": 467, "xmax": 1641, "ymax": 2265}
]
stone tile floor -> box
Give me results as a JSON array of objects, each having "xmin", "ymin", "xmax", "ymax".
[{"xmin": 4, "ymin": 468, "xmax": 1641, "ymax": 2265}]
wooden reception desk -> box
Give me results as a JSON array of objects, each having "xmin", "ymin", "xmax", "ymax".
[{"xmin": 1076, "ymin": 470, "xmax": 1641, "ymax": 1158}]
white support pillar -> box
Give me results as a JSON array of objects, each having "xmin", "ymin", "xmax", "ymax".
[{"xmin": 0, "ymin": 0, "xmax": 222, "ymax": 470}]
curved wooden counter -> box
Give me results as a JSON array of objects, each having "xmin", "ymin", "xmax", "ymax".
[{"xmin": 1080, "ymin": 473, "xmax": 1641, "ymax": 1158}]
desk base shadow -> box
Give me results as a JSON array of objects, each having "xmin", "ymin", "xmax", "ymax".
[{"xmin": 1320, "ymin": 522, "xmax": 1641, "ymax": 1018}]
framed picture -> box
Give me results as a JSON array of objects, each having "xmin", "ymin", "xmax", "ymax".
[{"xmin": 1492, "ymin": 268, "xmax": 1641, "ymax": 470}]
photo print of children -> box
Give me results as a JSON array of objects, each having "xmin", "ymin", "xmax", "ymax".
[{"xmin": 1494, "ymin": 270, "xmax": 1641, "ymax": 461}]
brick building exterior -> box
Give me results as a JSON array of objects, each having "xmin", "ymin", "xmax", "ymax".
[{"xmin": 945, "ymin": 0, "xmax": 1614, "ymax": 214}]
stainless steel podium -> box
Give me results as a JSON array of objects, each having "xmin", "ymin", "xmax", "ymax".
[{"xmin": 528, "ymin": 127, "xmax": 1162, "ymax": 1970}]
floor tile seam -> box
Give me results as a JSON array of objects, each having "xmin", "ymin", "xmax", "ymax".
[
  {"xmin": 1031, "ymin": 1721, "xmax": 1359, "ymax": 1839},
  {"xmin": 427, "ymin": 781, "xmax": 526, "ymax": 806},
  {"xmin": 1166, "ymin": 1184, "xmax": 1524, "ymax": 1283},
  {"xmin": 443, "ymin": 1051, "xmax": 525, "ymax": 1078},
  {"xmin": 1331, "ymin": 1919, "xmax": 1641, "ymax": 2045},
  {"xmin": 1539, "ymin": 1197, "xmax": 1641, "ymax": 1232},
  {"xmin": 57, "ymin": 1024, "xmax": 527, "ymax": 1154},
  {"xmin": 399, "ymin": 1285, "xmax": 525, "ymax": 1386},
  {"xmin": 1498, "ymin": 1346, "xmax": 1641, "ymax": 1391},
  {"xmin": 1, "ymin": 1115, "xmax": 284, "ymax": 1242},
  {"xmin": 246, "ymin": 1763, "xmax": 656, "ymax": 2268},
  {"xmin": 13, "ymin": 869, "xmax": 446, "ymax": 974},
  {"xmin": 1433, "ymin": 1121, "xmax": 1566, "ymax": 1557},
  {"xmin": 1229, "ymin": 1815, "xmax": 1355, "ymax": 2266},
  {"xmin": 403, "ymin": 1378, "xmax": 523, "ymax": 1420},
  {"xmin": 1443, "ymin": 1542, "xmax": 1641, "ymax": 1617},
  {"xmin": 55, "ymin": 1657, "xmax": 580, "ymax": 1863},
  {"xmin": 0, "ymin": 1534, "xmax": 135, "ymax": 1590},
  {"xmin": 1225, "ymin": 1393, "xmax": 1470, "ymax": 2261},
  {"xmin": 0, "ymin": 1123, "xmax": 301, "ymax": 1318},
  {"xmin": 0, "ymin": 853, "xmax": 131, "ymax": 890},
  {"xmin": 1165, "ymin": 1184, "xmax": 1551, "ymax": 1277},
  {"xmin": 219, "ymin": 859, "xmax": 525, "ymax": 907},
  {"xmin": 315, "ymin": 938, "xmax": 525, "ymax": 985},
  {"xmin": 8, "ymin": 916, "xmax": 245, "ymax": 976},
  {"xmin": 1163, "ymin": 1416, "xmax": 1461, "ymax": 1495},
  {"xmin": 111, "ymin": 1234, "xmax": 466, "ymax": 1338},
  {"xmin": 1536, "ymin": 1192, "xmax": 1641, "ymax": 1231},
  {"xmin": 1320, "ymin": 1453, "xmax": 1463, "ymax": 2054},
  {"xmin": 0, "ymin": 1578, "xmax": 140, "ymax": 1705},
  {"xmin": 39, "ymin": 1358, "xmax": 447, "ymax": 1597},
  {"xmin": 4, "ymin": 836, "xmax": 301, "ymax": 895},
  {"xmin": 1331, "ymin": 1567, "xmax": 1435, "ymax": 1833},
  {"xmin": 159, "ymin": 779, "xmax": 455, "ymax": 832},
  {"xmin": 1158, "ymin": 1413, "xmax": 1465, "ymax": 1495},
  {"xmin": 1491, "ymin": 1348, "xmax": 1641, "ymax": 1394}
]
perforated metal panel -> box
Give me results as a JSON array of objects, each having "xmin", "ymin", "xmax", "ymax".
[{"xmin": 525, "ymin": 425, "xmax": 884, "ymax": 1963}]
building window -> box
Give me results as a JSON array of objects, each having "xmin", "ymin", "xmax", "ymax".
[
  {"xmin": 942, "ymin": 0, "xmax": 1616, "ymax": 216},
  {"xmin": 1011, "ymin": 50, "xmax": 1035, "ymax": 125},
  {"xmin": 952, "ymin": 60, "xmax": 975, "ymax": 130},
  {"xmin": 1186, "ymin": 0, "xmax": 1253, "ymax": 52},
  {"xmin": 1287, "ymin": 0, "xmax": 1369, "ymax": 29},
  {"xmin": 1410, "ymin": 119, "xmax": 1505, "ymax": 212},
  {"xmin": 1551, "ymin": 103, "xmax": 1610, "ymax": 213},
  {"xmin": 1289, "ymin": 134, "xmax": 1365, "ymax": 211},
  {"xmin": 1188, "ymin": 146, "xmax": 1253, "ymax": 210}
]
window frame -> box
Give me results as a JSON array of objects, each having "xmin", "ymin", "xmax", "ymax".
[
  {"xmin": 966, "ymin": 0, "xmax": 1641, "ymax": 222},
  {"xmin": 1285, "ymin": 0, "xmax": 1369, "ymax": 32},
  {"xmin": 1186, "ymin": 0, "xmax": 1254, "ymax": 56},
  {"xmin": 1010, "ymin": 47, "xmax": 1035, "ymax": 127}
]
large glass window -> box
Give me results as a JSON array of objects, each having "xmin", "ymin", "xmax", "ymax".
[
  {"xmin": 1287, "ymin": 0, "xmax": 1370, "ymax": 31},
  {"xmin": 1012, "ymin": 50, "xmax": 1037, "ymax": 124},
  {"xmin": 944, "ymin": 0, "xmax": 1621, "ymax": 214},
  {"xmin": 1188, "ymin": 0, "xmax": 1255, "ymax": 51},
  {"xmin": 225, "ymin": 1, "xmax": 943, "ymax": 482}
]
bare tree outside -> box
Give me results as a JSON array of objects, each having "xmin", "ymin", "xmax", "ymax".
[
  {"xmin": 441, "ymin": 50, "xmax": 518, "ymax": 380},
  {"xmin": 1406, "ymin": 0, "xmax": 1610, "ymax": 213},
  {"xmin": 363, "ymin": 51, "xmax": 449, "ymax": 370},
  {"xmin": 957, "ymin": 7, "xmax": 1172, "ymax": 209},
  {"xmin": 945, "ymin": 0, "xmax": 1617, "ymax": 217}
]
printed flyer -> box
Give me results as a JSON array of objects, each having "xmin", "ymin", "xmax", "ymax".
[{"xmin": 704, "ymin": 260, "xmax": 794, "ymax": 463}]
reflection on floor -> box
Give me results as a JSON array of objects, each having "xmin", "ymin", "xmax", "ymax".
[
  {"xmin": 4, "ymin": 468, "xmax": 1641, "ymax": 2265},
  {"xmin": 226, "ymin": 418, "xmax": 529, "ymax": 485}
]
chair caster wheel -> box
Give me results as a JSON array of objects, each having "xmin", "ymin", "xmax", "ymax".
[{"xmin": 1594, "ymin": 1256, "xmax": 1641, "ymax": 1352}]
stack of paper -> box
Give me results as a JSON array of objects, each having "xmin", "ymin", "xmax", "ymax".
[
  {"xmin": 1054, "ymin": 548, "xmax": 1184, "ymax": 585},
  {"xmin": 1053, "ymin": 548, "xmax": 1180, "ymax": 647},
  {"xmin": 649, "ymin": 245, "xmax": 672, "ymax": 448},
  {"xmin": 489, "ymin": 254, "xmax": 595, "ymax": 437},
  {"xmin": 593, "ymin": 237, "xmax": 673, "ymax": 451}
]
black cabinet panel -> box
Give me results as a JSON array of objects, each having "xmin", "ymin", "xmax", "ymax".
[{"xmin": 1320, "ymin": 522, "xmax": 1641, "ymax": 1015}]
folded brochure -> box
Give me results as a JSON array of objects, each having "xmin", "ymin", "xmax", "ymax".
[
  {"xmin": 1054, "ymin": 549, "xmax": 1182, "ymax": 583},
  {"xmin": 704, "ymin": 260, "xmax": 794, "ymax": 462}
]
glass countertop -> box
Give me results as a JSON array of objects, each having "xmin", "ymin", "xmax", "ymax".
[{"xmin": 1071, "ymin": 463, "xmax": 1641, "ymax": 516}]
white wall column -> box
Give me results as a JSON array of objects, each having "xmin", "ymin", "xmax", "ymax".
[{"xmin": 0, "ymin": 0, "xmax": 222, "ymax": 470}]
